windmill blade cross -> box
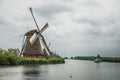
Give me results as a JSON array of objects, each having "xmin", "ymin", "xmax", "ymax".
[
  {"xmin": 29, "ymin": 7, "xmax": 50, "ymax": 55},
  {"xmin": 29, "ymin": 7, "xmax": 40, "ymax": 32}
]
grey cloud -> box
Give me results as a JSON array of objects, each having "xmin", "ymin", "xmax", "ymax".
[
  {"xmin": 83, "ymin": 0, "xmax": 101, "ymax": 6},
  {"xmin": 84, "ymin": 27, "xmax": 119, "ymax": 37},
  {"xmin": 61, "ymin": 0, "xmax": 74, "ymax": 3},
  {"xmin": 35, "ymin": 4, "xmax": 71, "ymax": 19},
  {"xmin": 73, "ymin": 16, "xmax": 120, "ymax": 38},
  {"xmin": 0, "ymin": 19, "xmax": 7, "ymax": 25},
  {"xmin": 0, "ymin": 0, "xmax": 120, "ymax": 57},
  {"xmin": 86, "ymin": 28, "xmax": 101, "ymax": 36},
  {"xmin": 0, "ymin": 0, "xmax": 2, "ymax": 3},
  {"xmin": 75, "ymin": 17, "xmax": 118, "ymax": 26},
  {"xmin": 0, "ymin": 19, "xmax": 3, "ymax": 24},
  {"xmin": 78, "ymin": 18, "xmax": 101, "ymax": 26}
]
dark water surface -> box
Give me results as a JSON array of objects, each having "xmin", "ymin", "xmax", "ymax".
[{"xmin": 0, "ymin": 60, "xmax": 120, "ymax": 80}]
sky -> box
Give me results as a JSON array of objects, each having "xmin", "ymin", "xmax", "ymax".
[{"xmin": 0, "ymin": 0, "xmax": 120, "ymax": 57}]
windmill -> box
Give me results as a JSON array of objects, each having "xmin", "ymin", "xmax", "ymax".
[{"xmin": 20, "ymin": 7, "xmax": 51, "ymax": 57}]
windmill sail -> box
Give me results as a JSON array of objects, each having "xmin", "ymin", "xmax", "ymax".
[
  {"xmin": 29, "ymin": 7, "xmax": 40, "ymax": 32},
  {"xmin": 30, "ymin": 32, "xmax": 38, "ymax": 45},
  {"xmin": 40, "ymin": 23, "xmax": 49, "ymax": 33},
  {"xmin": 20, "ymin": 36, "xmax": 27, "ymax": 56},
  {"xmin": 40, "ymin": 35, "xmax": 51, "ymax": 56},
  {"xmin": 48, "ymin": 42, "xmax": 51, "ymax": 48}
]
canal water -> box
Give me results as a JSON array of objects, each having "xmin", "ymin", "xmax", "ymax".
[{"xmin": 0, "ymin": 60, "xmax": 120, "ymax": 80}]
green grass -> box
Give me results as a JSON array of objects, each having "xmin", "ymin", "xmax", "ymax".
[
  {"xmin": 0, "ymin": 49, "xmax": 65, "ymax": 66},
  {"xmin": 18, "ymin": 57, "xmax": 65, "ymax": 65}
]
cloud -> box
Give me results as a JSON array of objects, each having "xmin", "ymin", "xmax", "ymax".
[
  {"xmin": 0, "ymin": 19, "xmax": 5, "ymax": 25},
  {"xmin": 0, "ymin": 0, "xmax": 2, "ymax": 3},
  {"xmin": 35, "ymin": 3, "xmax": 71, "ymax": 19},
  {"xmin": 0, "ymin": 0, "xmax": 120, "ymax": 57},
  {"xmin": 75, "ymin": 17, "xmax": 118, "ymax": 26},
  {"xmin": 82, "ymin": 0, "xmax": 101, "ymax": 6}
]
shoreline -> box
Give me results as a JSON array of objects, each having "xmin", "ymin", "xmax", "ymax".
[
  {"xmin": 0, "ymin": 52, "xmax": 65, "ymax": 66},
  {"xmin": 0, "ymin": 57, "xmax": 65, "ymax": 66},
  {"xmin": 71, "ymin": 56, "xmax": 120, "ymax": 63}
]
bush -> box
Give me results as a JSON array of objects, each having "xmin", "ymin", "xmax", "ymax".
[{"xmin": 0, "ymin": 53, "xmax": 9, "ymax": 65}]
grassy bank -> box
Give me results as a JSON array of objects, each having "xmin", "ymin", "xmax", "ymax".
[
  {"xmin": 0, "ymin": 49, "xmax": 65, "ymax": 66},
  {"xmin": 74, "ymin": 56, "xmax": 94, "ymax": 61},
  {"xmin": 74, "ymin": 56, "xmax": 120, "ymax": 63},
  {"xmin": 18, "ymin": 57, "xmax": 65, "ymax": 65},
  {"xmin": 101, "ymin": 57, "xmax": 120, "ymax": 62}
]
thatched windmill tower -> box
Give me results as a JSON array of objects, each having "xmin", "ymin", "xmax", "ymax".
[{"xmin": 20, "ymin": 8, "xmax": 51, "ymax": 57}]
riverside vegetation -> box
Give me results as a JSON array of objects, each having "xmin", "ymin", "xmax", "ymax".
[
  {"xmin": 73, "ymin": 56, "xmax": 120, "ymax": 62},
  {"xmin": 0, "ymin": 48, "xmax": 65, "ymax": 66}
]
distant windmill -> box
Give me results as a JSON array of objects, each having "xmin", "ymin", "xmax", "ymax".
[{"xmin": 20, "ymin": 7, "xmax": 51, "ymax": 57}]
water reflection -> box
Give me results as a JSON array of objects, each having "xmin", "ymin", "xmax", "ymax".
[
  {"xmin": 0, "ymin": 60, "xmax": 120, "ymax": 80},
  {"xmin": 96, "ymin": 63, "xmax": 100, "ymax": 69},
  {"xmin": 22, "ymin": 65, "xmax": 41, "ymax": 80}
]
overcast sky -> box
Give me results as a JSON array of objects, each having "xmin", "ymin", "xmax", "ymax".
[{"xmin": 0, "ymin": 0, "xmax": 120, "ymax": 57}]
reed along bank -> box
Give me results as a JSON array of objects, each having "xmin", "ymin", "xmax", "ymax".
[{"xmin": 0, "ymin": 48, "xmax": 65, "ymax": 66}]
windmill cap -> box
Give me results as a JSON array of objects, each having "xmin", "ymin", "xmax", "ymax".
[{"xmin": 25, "ymin": 29, "xmax": 38, "ymax": 36}]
